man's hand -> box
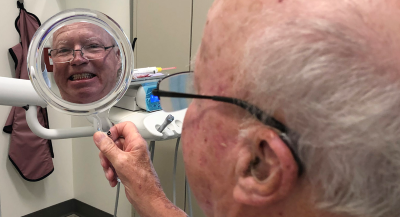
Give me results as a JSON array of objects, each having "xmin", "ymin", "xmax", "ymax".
[{"xmin": 93, "ymin": 122, "xmax": 187, "ymax": 217}]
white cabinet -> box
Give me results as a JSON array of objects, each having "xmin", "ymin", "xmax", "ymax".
[{"xmin": 134, "ymin": 0, "xmax": 192, "ymax": 73}]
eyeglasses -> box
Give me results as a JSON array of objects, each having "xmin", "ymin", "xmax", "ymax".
[
  {"xmin": 49, "ymin": 44, "xmax": 116, "ymax": 63},
  {"xmin": 152, "ymin": 71, "xmax": 303, "ymax": 175}
]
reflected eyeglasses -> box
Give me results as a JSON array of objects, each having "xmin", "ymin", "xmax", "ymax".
[
  {"xmin": 49, "ymin": 44, "xmax": 115, "ymax": 63},
  {"xmin": 152, "ymin": 71, "xmax": 303, "ymax": 175}
]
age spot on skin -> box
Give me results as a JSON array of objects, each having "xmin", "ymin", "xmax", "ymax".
[{"xmin": 199, "ymin": 156, "xmax": 208, "ymax": 166}]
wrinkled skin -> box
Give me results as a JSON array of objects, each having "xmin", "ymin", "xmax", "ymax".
[
  {"xmin": 93, "ymin": 0, "xmax": 400, "ymax": 217},
  {"xmin": 52, "ymin": 23, "xmax": 121, "ymax": 104}
]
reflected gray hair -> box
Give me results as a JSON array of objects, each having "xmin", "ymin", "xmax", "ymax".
[
  {"xmin": 241, "ymin": 18, "xmax": 400, "ymax": 217},
  {"xmin": 48, "ymin": 34, "xmax": 53, "ymax": 49}
]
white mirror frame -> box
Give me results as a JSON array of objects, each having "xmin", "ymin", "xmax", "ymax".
[{"xmin": 27, "ymin": 8, "xmax": 134, "ymax": 116}]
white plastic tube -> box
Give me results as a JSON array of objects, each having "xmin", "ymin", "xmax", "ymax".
[
  {"xmin": 0, "ymin": 77, "xmax": 46, "ymax": 107},
  {"xmin": 134, "ymin": 67, "xmax": 158, "ymax": 75},
  {"xmin": 26, "ymin": 105, "xmax": 96, "ymax": 139}
]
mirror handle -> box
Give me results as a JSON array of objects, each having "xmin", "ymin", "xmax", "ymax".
[{"xmin": 26, "ymin": 105, "xmax": 96, "ymax": 139}]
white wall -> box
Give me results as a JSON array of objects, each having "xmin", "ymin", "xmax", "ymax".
[
  {"xmin": 64, "ymin": 0, "xmax": 131, "ymax": 39},
  {"xmin": 0, "ymin": 1, "xmax": 74, "ymax": 217},
  {"xmin": 192, "ymin": 0, "xmax": 215, "ymax": 61}
]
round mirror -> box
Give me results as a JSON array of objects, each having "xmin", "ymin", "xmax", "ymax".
[{"xmin": 28, "ymin": 8, "xmax": 134, "ymax": 115}]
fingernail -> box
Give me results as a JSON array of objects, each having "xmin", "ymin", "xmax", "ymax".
[{"xmin": 94, "ymin": 132, "xmax": 106, "ymax": 143}]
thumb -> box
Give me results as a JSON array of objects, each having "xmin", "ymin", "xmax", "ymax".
[{"xmin": 93, "ymin": 131, "xmax": 122, "ymax": 164}]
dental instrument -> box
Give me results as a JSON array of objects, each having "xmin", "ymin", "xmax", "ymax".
[
  {"xmin": 158, "ymin": 114, "xmax": 175, "ymax": 132},
  {"xmin": 114, "ymin": 178, "xmax": 121, "ymax": 217},
  {"xmin": 133, "ymin": 66, "xmax": 176, "ymax": 79}
]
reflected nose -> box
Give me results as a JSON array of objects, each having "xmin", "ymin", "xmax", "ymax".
[{"xmin": 70, "ymin": 49, "xmax": 89, "ymax": 65}]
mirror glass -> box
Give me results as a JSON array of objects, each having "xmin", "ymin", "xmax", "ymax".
[
  {"xmin": 28, "ymin": 9, "xmax": 134, "ymax": 115},
  {"xmin": 48, "ymin": 22, "xmax": 121, "ymax": 104}
]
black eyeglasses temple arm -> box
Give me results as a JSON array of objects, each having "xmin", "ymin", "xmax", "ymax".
[
  {"xmin": 152, "ymin": 89, "xmax": 213, "ymax": 100},
  {"xmin": 152, "ymin": 89, "xmax": 303, "ymax": 176},
  {"xmin": 152, "ymin": 90, "xmax": 287, "ymax": 133}
]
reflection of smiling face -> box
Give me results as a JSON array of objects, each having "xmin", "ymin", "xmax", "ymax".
[{"xmin": 52, "ymin": 23, "xmax": 121, "ymax": 104}]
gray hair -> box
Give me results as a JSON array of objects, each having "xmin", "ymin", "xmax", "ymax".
[
  {"xmin": 240, "ymin": 17, "xmax": 400, "ymax": 217},
  {"xmin": 47, "ymin": 34, "xmax": 53, "ymax": 49}
]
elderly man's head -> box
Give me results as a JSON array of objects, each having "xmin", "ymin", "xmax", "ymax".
[
  {"xmin": 50, "ymin": 22, "xmax": 121, "ymax": 104},
  {"xmin": 181, "ymin": 1, "xmax": 400, "ymax": 217}
]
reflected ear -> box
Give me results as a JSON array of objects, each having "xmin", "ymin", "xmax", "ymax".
[
  {"xmin": 116, "ymin": 49, "xmax": 121, "ymax": 58},
  {"xmin": 233, "ymin": 128, "xmax": 298, "ymax": 206},
  {"xmin": 116, "ymin": 49, "xmax": 122, "ymax": 65}
]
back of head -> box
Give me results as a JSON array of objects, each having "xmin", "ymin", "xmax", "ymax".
[{"xmin": 239, "ymin": 1, "xmax": 400, "ymax": 217}]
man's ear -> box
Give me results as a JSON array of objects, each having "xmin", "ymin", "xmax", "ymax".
[
  {"xmin": 116, "ymin": 49, "xmax": 122, "ymax": 66},
  {"xmin": 233, "ymin": 127, "xmax": 299, "ymax": 206}
]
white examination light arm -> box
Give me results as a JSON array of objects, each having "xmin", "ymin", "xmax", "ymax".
[
  {"xmin": 0, "ymin": 77, "xmax": 185, "ymax": 140},
  {"xmin": 0, "ymin": 77, "xmax": 96, "ymax": 139},
  {"xmin": 26, "ymin": 105, "xmax": 96, "ymax": 139},
  {"xmin": 0, "ymin": 77, "xmax": 46, "ymax": 107}
]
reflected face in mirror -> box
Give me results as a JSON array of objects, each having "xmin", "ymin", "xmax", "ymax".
[{"xmin": 50, "ymin": 22, "xmax": 121, "ymax": 104}]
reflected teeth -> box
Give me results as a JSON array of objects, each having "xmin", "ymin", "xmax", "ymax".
[{"xmin": 71, "ymin": 73, "xmax": 95, "ymax": 81}]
